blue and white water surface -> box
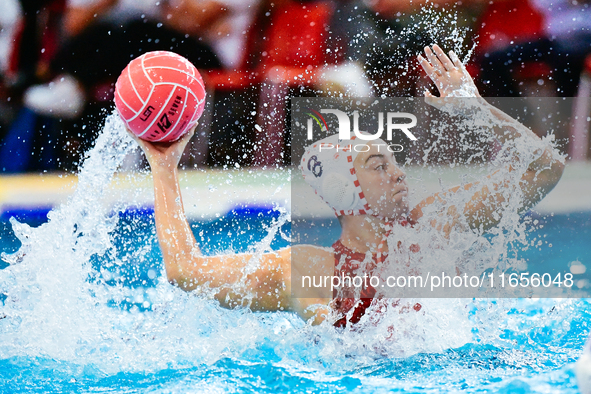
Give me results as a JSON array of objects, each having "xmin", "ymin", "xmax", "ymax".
[{"xmin": 0, "ymin": 102, "xmax": 590, "ymax": 393}]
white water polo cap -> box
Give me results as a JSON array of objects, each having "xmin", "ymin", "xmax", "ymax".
[{"xmin": 300, "ymin": 133, "xmax": 372, "ymax": 216}]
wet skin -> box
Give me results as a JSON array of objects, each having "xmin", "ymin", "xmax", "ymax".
[
  {"xmin": 131, "ymin": 45, "xmax": 565, "ymax": 325},
  {"xmin": 353, "ymin": 140, "xmax": 410, "ymax": 220}
]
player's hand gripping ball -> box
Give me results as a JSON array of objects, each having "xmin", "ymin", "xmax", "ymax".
[{"xmin": 114, "ymin": 51, "xmax": 206, "ymax": 142}]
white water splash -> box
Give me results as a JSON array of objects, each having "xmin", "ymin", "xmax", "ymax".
[
  {"xmin": 0, "ymin": 9, "xmax": 580, "ymax": 384},
  {"xmin": 0, "ymin": 113, "xmax": 302, "ymax": 373}
]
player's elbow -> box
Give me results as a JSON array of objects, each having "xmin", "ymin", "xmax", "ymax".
[
  {"xmin": 550, "ymin": 158, "xmax": 565, "ymax": 185},
  {"xmin": 165, "ymin": 260, "xmax": 198, "ymax": 292},
  {"xmin": 539, "ymin": 147, "xmax": 565, "ymax": 188},
  {"xmin": 538, "ymin": 156, "xmax": 565, "ymax": 196},
  {"xmin": 166, "ymin": 271, "xmax": 192, "ymax": 292}
]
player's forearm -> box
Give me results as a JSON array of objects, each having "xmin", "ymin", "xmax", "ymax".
[
  {"xmin": 480, "ymin": 101, "xmax": 536, "ymax": 143},
  {"xmin": 475, "ymin": 100, "xmax": 564, "ymax": 217},
  {"xmin": 480, "ymin": 100, "xmax": 564, "ymax": 177},
  {"xmin": 151, "ymin": 164, "xmax": 200, "ymax": 286},
  {"xmin": 149, "ymin": 164, "xmax": 291, "ymax": 306}
]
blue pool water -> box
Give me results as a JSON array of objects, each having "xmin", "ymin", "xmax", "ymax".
[
  {"xmin": 0, "ymin": 208, "xmax": 589, "ymax": 393},
  {"xmin": 0, "ymin": 115, "xmax": 589, "ymax": 393}
]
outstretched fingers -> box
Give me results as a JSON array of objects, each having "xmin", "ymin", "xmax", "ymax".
[
  {"xmin": 418, "ymin": 54, "xmax": 439, "ymax": 83},
  {"xmin": 418, "ymin": 45, "xmax": 461, "ymax": 85},
  {"xmin": 448, "ymin": 50, "xmax": 463, "ymax": 69},
  {"xmin": 179, "ymin": 125, "xmax": 197, "ymax": 145},
  {"xmin": 432, "ymin": 45, "xmax": 456, "ymax": 72},
  {"xmin": 424, "ymin": 46, "xmax": 446, "ymax": 73},
  {"xmin": 419, "ymin": 44, "xmax": 481, "ymax": 98}
]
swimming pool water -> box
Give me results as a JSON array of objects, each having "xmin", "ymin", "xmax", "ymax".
[{"xmin": 0, "ymin": 209, "xmax": 589, "ymax": 393}]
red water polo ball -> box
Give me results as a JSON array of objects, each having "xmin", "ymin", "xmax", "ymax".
[{"xmin": 114, "ymin": 51, "xmax": 206, "ymax": 142}]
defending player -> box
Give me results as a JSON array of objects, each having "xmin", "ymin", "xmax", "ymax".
[{"xmin": 128, "ymin": 45, "xmax": 565, "ymax": 326}]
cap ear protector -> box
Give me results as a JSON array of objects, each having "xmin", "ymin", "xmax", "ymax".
[{"xmin": 322, "ymin": 173, "xmax": 359, "ymax": 211}]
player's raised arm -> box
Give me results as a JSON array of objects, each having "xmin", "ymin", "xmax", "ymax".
[
  {"xmin": 413, "ymin": 45, "xmax": 565, "ymax": 232},
  {"xmin": 129, "ymin": 128, "xmax": 330, "ymax": 323},
  {"xmin": 129, "ymin": 129, "xmax": 280, "ymax": 304},
  {"xmin": 113, "ymin": 51, "xmax": 329, "ymax": 323}
]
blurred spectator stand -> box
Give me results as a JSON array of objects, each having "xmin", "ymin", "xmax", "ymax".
[
  {"xmin": 0, "ymin": 0, "xmax": 68, "ymax": 173},
  {"xmin": 2, "ymin": 0, "xmax": 223, "ymax": 173},
  {"xmin": 474, "ymin": 0, "xmax": 552, "ymax": 96},
  {"xmin": 5, "ymin": 0, "xmax": 66, "ymax": 93},
  {"xmin": 206, "ymin": 0, "xmax": 333, "ymax": 167}
]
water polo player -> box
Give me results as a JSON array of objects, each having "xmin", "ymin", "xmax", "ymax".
[{"xmin": 128, "ymin": 45, "xmax": 565, "ymax": 326}]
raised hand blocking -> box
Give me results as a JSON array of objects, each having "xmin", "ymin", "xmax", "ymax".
[{"xmin": 417, "ymin": 44, "xmax": 480, "ymax": 99}]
